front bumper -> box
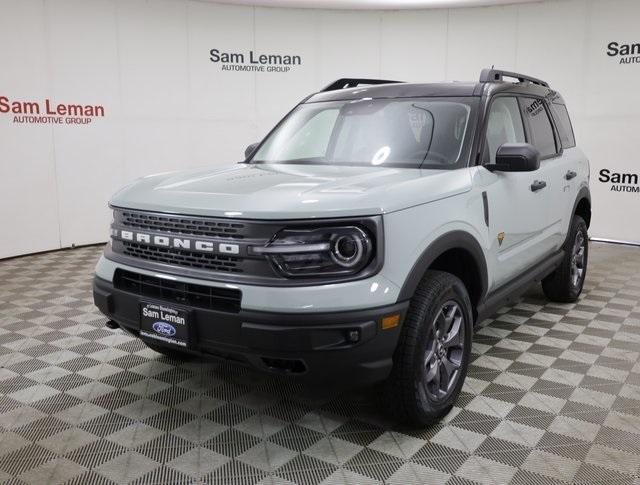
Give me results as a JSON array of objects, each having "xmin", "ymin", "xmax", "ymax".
[
  {"xmin": 93, "ymin": 276, "xmax": 409, "ymax": 384},
  {"xmin": 95, "ymin": 255, "xmax": 402, "ymax": 313}
]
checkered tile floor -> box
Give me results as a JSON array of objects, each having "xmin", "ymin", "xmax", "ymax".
[{"xmin": 1, "ymin": 243, "xmax": 640, "ymax": 484}]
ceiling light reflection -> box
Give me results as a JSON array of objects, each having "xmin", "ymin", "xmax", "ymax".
[{"xmin": 371, "ymin": 146, "xmax": 390, "ymax": 165}]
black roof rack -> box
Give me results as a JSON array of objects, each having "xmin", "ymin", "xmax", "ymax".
[
  {"xmin": 321, "ymin": 78, "xmax": 404, "ymax": 92},
  {"xmin": 479, "ymin": 68, "xmax": 549, "ymax": 87}
]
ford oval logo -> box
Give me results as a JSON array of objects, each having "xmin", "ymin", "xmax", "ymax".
[{"xmin": 152, "ymin": 321, "xmax": 176, "ymax": 336}]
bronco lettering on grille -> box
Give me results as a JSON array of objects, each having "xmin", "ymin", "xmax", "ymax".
[{"xmin": 111, "ymin": 228, "xmax": 240, "ymax": 255}]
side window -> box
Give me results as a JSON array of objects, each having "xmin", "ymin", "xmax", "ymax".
[
  {"xmin": 520, "ymin": 97, "xmax": 558, "ymax": 158},
  {"xmin": 484, "ymin": 97, "xmax": 525, "ymax": 164},
  {"xmin": 549, "ymin": 103, "xmax": 576, "ymax": 148}
]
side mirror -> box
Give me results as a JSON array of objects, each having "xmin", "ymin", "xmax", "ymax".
[
  {"xmin": 244, "ymin": 142, "xmax": 259, "ymax": 160},
  {"xmin": 486, "ymin": 143, "xmax": 540, "ymax": 172}
]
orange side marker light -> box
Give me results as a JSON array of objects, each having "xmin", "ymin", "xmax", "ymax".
[{"xmin": 381, "ymin": 314, "xmax": 400, "ymax": 330}]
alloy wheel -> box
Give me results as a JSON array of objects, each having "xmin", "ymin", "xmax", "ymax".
[
  {"xmin": 422, "ymin": 300, "xmax": 465, "ymax": 401},
  {"xmin": 571, "ymin": 231, "xmax": 586, "ymax": 287}
]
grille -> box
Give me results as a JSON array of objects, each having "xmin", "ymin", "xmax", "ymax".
[
  {"xmin": 114, "ymin": 269, "xmax": 241, "ymax": 313},
  {"xmin": 119, "ymin": 210, "xmax": 246, "ymax": 239},
  {"xmin": 122, "ymin": 241, "xmax": 242, "ymax": 273}
]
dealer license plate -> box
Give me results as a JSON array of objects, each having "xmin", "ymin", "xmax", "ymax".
[{"xmin": 139, "ymin": 302, "xmax": 190, "ymax": 348}]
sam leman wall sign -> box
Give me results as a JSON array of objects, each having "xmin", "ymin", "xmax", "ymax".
[
  {"xmin": 607, "ymin": 41, "xmax": 640, "ymax": 64},
  {"xmin": 209, "ymin": 48, "xmax": 302, "ymax": 72},
  {"xmin": 0, "ymin": 96, "xmax": 104, "ymax": 125},
  {"xmin": 599, "ymin": 168, "xmax": 640, "ymax": 194}
]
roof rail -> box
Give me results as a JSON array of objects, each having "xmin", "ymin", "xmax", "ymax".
[
  {"xmin": 321, "ymin": 78, "xmax": 404, "ymax": 92},
  {"xmin": 479, "ymin": 68, "xmax": 549, "ymax": 87}
]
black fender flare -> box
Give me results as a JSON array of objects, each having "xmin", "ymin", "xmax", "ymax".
[
  {"xmin": 397, "ymin": 230, "xmax": 488, "ymax": 303},
  {"xmin": 564, "ymin": 186, "xmax": 591, "ymax": 247},
  {"xmin": 571, "ymin": 186, "xmax": 591, "ymax": 224}
]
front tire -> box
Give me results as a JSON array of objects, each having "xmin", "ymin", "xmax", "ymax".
[
  {"xmin": 384, "ymin": 270, "xmax": 473, "ymax": 426},
  {"xmin": 542, "ymin": 215, "xmax": 588, "ymax": 303}
]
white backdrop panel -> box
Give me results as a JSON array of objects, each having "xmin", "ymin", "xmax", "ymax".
[
  {"xmin": 582, "ymin": 0, "xmax": 640, "ymax": 243},
  {"xmin": 254, "ymin": 7, "xmax": 320, "ymax": 131},
  {"xmin": 379, "ymin": 10, "xmax": 448, "ymax": 82},
  {"xmin": 446, "ymin": 6, "xmax": 518, "ymax": 81},
  {"xmin": 1, "ymin": 0, "xmax": 639, "ymax": 258},
  {"xmin": 0, "ymin": 0, "xmax": 60, "ymax": 258},
  {"xmin": 47, "ymin": 0, "xmax": 124, "ymax": 248}
]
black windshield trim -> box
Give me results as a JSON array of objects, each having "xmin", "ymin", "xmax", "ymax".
[
  {"xmin": 249, "ymin": 160, "xmax": 452, "ymax": 170},
  {"xmin": 304, "ymin": 94, "xmax": 481, "ymax": 104}
]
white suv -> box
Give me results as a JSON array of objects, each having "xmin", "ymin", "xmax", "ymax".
[{"xmin": 93, "ymin": 69, "xmax": 591, "ymax": 425}]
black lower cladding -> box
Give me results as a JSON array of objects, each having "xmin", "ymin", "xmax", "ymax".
[{"xmin": 94, "ymin": 274, "xmax": 408, "ymax": 384}]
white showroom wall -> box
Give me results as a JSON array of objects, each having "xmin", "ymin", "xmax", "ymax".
[{"xmin": 1, "ymin": 0, "xmax": 639, "ymax": 258}]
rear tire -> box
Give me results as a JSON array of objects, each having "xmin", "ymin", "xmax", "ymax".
[
  {"xmin": 145, "ymin": 342, "xmax": 192, "ymax": 360},
  {"xmin": 542, "ymin": 215, "xmax": 588, "ymax": 303},
  {"xmin": 384, "ymin": 270, "xmax": 473, "ymax": 426}
]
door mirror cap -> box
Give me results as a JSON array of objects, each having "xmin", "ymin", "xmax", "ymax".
[
  {"xmin": 244, "ymin": 142, "xmax": 259, "ymax": 160},
  {"xmin": 486, "ymin": 143, "xmax": 540, "ymax": 172}
]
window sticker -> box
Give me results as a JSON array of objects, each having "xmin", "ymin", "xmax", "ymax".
[{"xmin": 408, "ymin": 107, "xmax": 428, "ymax": 143}]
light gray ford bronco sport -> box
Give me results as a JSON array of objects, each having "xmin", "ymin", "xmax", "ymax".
[{"xmin": 94, "ymin": 69, "xmax": 591, "ymax": 425}]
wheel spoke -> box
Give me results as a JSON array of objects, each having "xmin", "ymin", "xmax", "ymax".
[
  {"xmin": 435, "ymin": 312, "xmax": 447, "ymax": 336},
  {"xmin": 442, "ymin": 355, "xmax": 460, "ymax": 373},
  {"xmin": 432, "ymin": 362, "xmax": 441, "ymax": 392},
  {"xmin": 424, "ymin": 339, "xmax": 437, "ymax": 365},
  {"xmin": 444, "ymin": 305, "xmax": 457, "ymax": 331},
  {"xmin": 440, "ymin": 356, "xmax": 459, "ymax": 390},
  {"xmin": 425, "ymin": 360, "xmax": 438, "ymax": 384},
  {"xmin": 442, "ymin": 316, "xmax": 462, "ymax": 349}
]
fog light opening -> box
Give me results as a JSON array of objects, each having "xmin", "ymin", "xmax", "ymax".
[{"xmin": 346, "ymin": 329, "xmax": 361, "ymax": 343}]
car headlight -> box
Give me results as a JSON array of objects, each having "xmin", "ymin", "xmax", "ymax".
[{"xmin": 250, "ymin": 226, "xmax": 374, "ymax": 278}]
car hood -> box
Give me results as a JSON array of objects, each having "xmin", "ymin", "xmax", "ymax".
[{"xmin": 110, "ymin": 163, "xmax": 471, "ymax": 219}]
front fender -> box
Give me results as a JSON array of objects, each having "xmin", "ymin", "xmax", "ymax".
[
  {"xmin": 397, "ymin": 230, "xmax": 488, "ymax": 302},
  {"xmin": 381, "ymin": 189, "xmax": 490, "ymax": 305}
]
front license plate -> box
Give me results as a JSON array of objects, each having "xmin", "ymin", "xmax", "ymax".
[{"xmin": 140, "ymin": 302, "xmax": 189, "ymax": 348}]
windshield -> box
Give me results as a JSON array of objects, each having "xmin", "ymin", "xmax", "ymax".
[{"xmin": 251, "ymin": 97, "xmax": 479, "ymax": 169}]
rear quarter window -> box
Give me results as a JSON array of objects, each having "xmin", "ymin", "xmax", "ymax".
[
  {"xmin": 549, "ymin": 103, "xmax": 576, "ymax": 149},
  {"xmin": 520, "ymin": 97, "xmax": 558, "ymax": 159}
]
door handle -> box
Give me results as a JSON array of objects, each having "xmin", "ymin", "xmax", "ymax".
[
  {"xmin": 531, "ymin": 180, "xmax": 547, "ymax": 192},
  {"xmin": 565, "ymin": 170, "xmax": 577, "ymax": 180}
]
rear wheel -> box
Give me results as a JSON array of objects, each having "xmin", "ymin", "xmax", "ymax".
[
  {"xmin": 542, "ymin": 215, "xmax": 588, "ymax": 303},
  {"xmin": 384, "ymin": 270, "xmax": 473, "ymax": 426}
]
